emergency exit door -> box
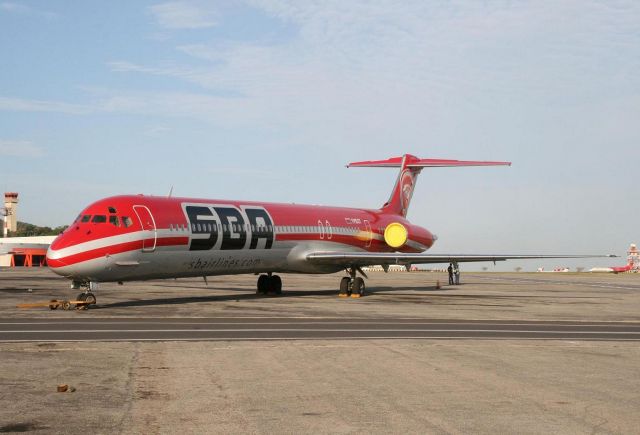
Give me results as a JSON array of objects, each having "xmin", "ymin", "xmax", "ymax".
[{"xmin": 364, "ymin": 220, "xmax": 372, "ymax": 248}]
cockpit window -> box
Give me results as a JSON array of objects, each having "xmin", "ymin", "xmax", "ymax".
[
  {"xmin": 121, "ymin": 216, "xmax": 133, "ymax": 228},
  {"xmin": 109, "ymin": 216, "xmax": 120, "ymax": 227},
  {"xmin": 91, "ymin": 215, "xmax": 107, "ymax": 223},
  {"xmin": 108, "ymin": 206, "xmax": 117, "ymax": 213},
  {"xmin": 81, "ymin": 215, "xmax": 91, "ymax": 223}
]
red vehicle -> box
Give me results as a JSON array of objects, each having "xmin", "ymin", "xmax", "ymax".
[{"xmin": 47, "ymin": 154, "xmax": 609, "ymax": 304}]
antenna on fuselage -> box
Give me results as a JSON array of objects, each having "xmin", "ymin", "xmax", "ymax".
[{"xmin": 167, "ymin": 186, "xmax": 174, "ymax": 198}]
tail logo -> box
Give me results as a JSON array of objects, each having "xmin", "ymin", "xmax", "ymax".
[{"xmin": 400, "ymin": 169, "xmax": 415, "ymax": 215}]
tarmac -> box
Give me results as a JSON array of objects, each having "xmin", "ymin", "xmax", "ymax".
[{"xmin": 1, "ymin": 268, "xmax": 640, "ymax": 434}]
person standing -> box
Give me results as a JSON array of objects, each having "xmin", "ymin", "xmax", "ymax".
[
  {"xmin": 453, "ymin": 262, "xmax": 460, "ymax": 285},
  {"xmin": 447, "ymin": 263, "xmax": 454, "ymax": 285}
]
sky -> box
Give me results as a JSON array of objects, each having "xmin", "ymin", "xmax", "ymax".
[{"xmin": 1, "ymin": 0, "xmax": 639, "ymax": 271}]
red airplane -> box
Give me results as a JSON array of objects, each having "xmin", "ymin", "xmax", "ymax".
[{"xmin": 46, "ymin": 154, "xmax": 609, "ymax": 305}]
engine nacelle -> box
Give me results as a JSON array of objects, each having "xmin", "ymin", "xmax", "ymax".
[{"xmin": 384, "ymin": 222, "xmax": 408, "ymax": 248}]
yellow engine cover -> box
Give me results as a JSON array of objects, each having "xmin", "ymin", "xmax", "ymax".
[{"xmin": 384, "ymin": 222, "xmax": 408, "ymax": 248}]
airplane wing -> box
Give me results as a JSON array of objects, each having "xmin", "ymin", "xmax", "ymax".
[{"xmin": 306, "ymin": 252, "xmax": 616, "ymax": 267}]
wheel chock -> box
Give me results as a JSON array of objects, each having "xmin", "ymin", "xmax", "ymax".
[
  {"xmin": 338, "ymin": 293, "xmax": 349, "ymax": 298},
  {"xmin": 350, "ymin": 294, "xmax": 361, "ymax": 298}
]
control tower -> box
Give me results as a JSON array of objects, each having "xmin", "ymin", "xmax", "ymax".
[
  {"xmin": 3, "ymin": 192, "xmax": 18, "ymax": 237},
  {"xmin": 629, "ymin": 243, "xmax": 639, "ymax": 271}
]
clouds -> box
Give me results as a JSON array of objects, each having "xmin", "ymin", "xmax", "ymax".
[
  {"xmin": 0, "ymin": 2, "xmax": 29, "ymax": 13},
  {"xmin": 0, "ymin": 1, "xmax": 57, "ymax": 18},
  {"xmin": 5, "ymin": 1, "xmax": 638, "ymax": 154},
  {"xmin": 149, "ymin": 1, "xmax": 218, "ymax": 29},
  {"xmin": 0, "ymin": 97, "xmax": 90, "ymax": 115},
  {"xmin": 124, "ymin": 2, "xmax": 640, "ymax": 114},
  {"xmin": 0, "ymin": 140, "xmax": 45, "ymax": 158}
]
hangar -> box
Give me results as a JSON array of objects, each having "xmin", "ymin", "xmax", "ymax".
[{"xmin": 0, "ymin": 236, "xmax": 56, "ymax": 267}]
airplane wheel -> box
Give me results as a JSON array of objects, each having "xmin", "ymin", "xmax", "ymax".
[
  {"xmin": 353, "ymin": 277, "xmax": 365, "ymax": 296},
  {"xmin": 339, "ymin": 277, "xmax": 350, "ymax": 295},
  {"xmin": 271, "ymin": 275, "xmax": 282, "ymax": 295},
  {"xmin": 257, "ymin": 274, "xmax": 268, "ymax": 295},
  {"xmin": 84, "ymin": 293, "xmax": 96, "ymax": 305},
  {"xmin": 49, "ymin": 299, "xmax": 59, "ymax": 310}
]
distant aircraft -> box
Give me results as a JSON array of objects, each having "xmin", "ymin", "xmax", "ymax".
[
  {"xmin": 590, "ymin": 243, "xmax": 638, "ymax": 273},
  {"xmin": 46, "ymin": 154, "xmax": 611, "ymax": 304},
  {"xmin": 590, "ymin": 264, "xmax": 634, "ymax": 274}
]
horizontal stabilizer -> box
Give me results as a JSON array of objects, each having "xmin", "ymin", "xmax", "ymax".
[{"xmin": 347, "ymin": 156, "xmax": 511, "ymax": 168}]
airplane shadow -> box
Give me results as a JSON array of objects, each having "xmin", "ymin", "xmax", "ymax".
[
  {"xmin": 89, "ymin": 283, "xmax": 480, "ymax": 310},
  {"xmin": 92, "ymin": 288, "xmax": 341, "ymax": 309}
]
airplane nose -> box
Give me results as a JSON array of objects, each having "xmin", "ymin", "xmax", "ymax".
[
  {"xmin": 46, "ymin": 236, "xmax": 72, "ymax": 276},
  {"xmin": 47, "ymin": 247, "xmax": 67, "ymax": 273}
]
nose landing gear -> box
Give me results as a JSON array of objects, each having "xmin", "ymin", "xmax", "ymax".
[{"xmin": 71, "ymin": 280, "xmax": 98, "ymax": 307}]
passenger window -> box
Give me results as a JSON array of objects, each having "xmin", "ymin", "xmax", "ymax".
[
  {"xmin": 109, "ymin": 216, "xmax": 120, "ymax": 227},
  {"xmin": 81, "ymin": 215, "xmax": 91, "ymax": 223},
  {"xmin": 91, "ymin": 215, "xmax": 107, "ymax": 223},
  {"xmin": 121, "ymin": 216, "xmax": 133, "ymax": 228}
]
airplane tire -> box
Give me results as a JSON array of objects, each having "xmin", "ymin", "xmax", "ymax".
[
  {"xmin": 84, "ymin": 293, "xmax": 97, "ymax": 305},
  {"xmin": 271, "ymin": 275, "xmax": 282, "ymax": 295},
  {"xmin": 257, "ymin": 274, "xmax": 269, "ymax": 295},
  {"xmin": 339, "ymin": 277, "xmax": 350, "ymax": 295},
  {"xmin": 353, "ymin": 277, "xmax": 365, "ymax": 296}
]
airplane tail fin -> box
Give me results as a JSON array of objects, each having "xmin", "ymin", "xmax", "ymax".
[{"xmin": 347, "ymin": 154, "xmax": 511, "ymax": 217}]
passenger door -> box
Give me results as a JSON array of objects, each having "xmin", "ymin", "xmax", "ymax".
[{"xmin": 133, "ymin": 205, "xmax": 157, "ymax": 252}]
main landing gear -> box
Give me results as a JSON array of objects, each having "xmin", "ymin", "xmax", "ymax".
[
  {"xmin": 256, "ymin": 273, "xmax": 282, "ymax": 295},
  {"xmin": 72, "ymin": 280, "xmax": 98, "ymax": 307},
  {"xmin": 339, "ymin": 268, "xmax": 365, "ymax": 298}
]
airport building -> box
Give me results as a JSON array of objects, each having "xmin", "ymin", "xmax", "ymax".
[
  {"xmin": 0, "ymin": 192, "xmax": 55, "ymax": 267},
  {"xmin": 3, "ymin": 192, "xmax": 18, "ymax": 237},
  {"xmin": 0, "ymin": 236, "xmax": 56, "ymax": 267},
  {"xmin": 629, "ymin": 244, "xmax": 639, "ymax": 271}
]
